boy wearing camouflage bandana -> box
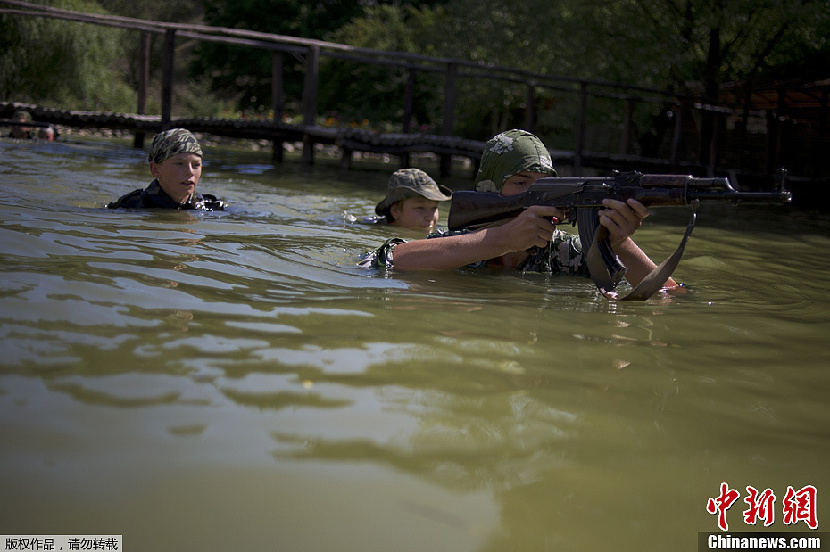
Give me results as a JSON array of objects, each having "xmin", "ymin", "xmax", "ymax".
[
  {"xmin": 371, "ymin": 168, "xmax": 452, "ymax": 231},
  {"xmin": 360, "ymin": 129, "xmax": 677, "ymax": 292},
  {"xmin": 108, "ymin": 128, "xmax": 224, "ymax": 210}
]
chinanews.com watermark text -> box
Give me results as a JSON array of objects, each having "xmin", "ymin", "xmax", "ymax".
[
  {"xmin": 700, "ymin": 483, "xmax": 821, "ymax": 551},
  {"xmin": 699, "ymin": 532, "xmax": 825, "ymax": 550}
]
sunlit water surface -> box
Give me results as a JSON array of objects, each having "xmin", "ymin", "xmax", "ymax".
[{"xmin": 1, "ymin": 137, "xmax": 828, "ymax": 551}]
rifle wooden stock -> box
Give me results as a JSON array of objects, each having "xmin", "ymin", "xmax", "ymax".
[{"xmin": 448, "ymin": 171, "xmax": 792, "ymax": 230}]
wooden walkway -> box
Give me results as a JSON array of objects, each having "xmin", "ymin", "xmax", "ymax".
[
  {"xmin": 3, "ymin": 101, "xmax": 714, "ymax": 179},
  {"xmin": 0, "ymin": 101, "xmax": 490, "ymax": 172}
]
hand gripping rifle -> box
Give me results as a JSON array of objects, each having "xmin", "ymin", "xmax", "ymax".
[{"xmin": 447, "ymin": 170, "xmax": 792, "ymax": 301}]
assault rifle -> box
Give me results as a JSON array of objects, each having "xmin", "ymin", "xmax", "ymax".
[{"xmin": 447, "ymin": 170, "xmax": 792, "ymax": 300}]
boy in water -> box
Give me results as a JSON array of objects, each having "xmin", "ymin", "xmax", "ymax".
[
  {"xmin": 108, "ymin": 128, "xmax": 224, "ymax": 210},
  {"xmin": 360, "ymin": 129, "xmax": 677, "ymax": 292},
  {"xmin": 9, "ymin": 110, "xmax": 33, "ymax": 139},
  {"xmin": 372, "ymin": 168, "xmax": 452, "ymax": 231},
  {"xmin": 37, "ymin": 126, "xmax": 55, "ymax": 141}
]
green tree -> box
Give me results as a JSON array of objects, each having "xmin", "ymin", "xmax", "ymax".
[
  {"xmin": 95, "ymin": 0, "xmax": 202, "ymax": 22},
  {"xmin": 318, "ymin": 4, "xmax": 444, "ymax": 130},
  {"xmin": 95, "ymin": 0, "xmax": 205, "ymax": 102},
  {"xmin": 0, "ymin": 0, "xmax": 136, "ymax": 110},
  {"xmin": 192, "ymin": 0, "xmax": 370, "ymax": 113},
  {"xmin": 191, "ymin": 0, "xmax": 452, "ymax": 115},
  {"xmin": 414, "ymin": 0, "xmax": 830, "ymax": 150},
  {"xmin": 579, "ymin": 0, "xmax": 830, "ymax": 162},
  {"xmin": 419, "ymin": 0, "xmax": 588, "ymax": 141}
]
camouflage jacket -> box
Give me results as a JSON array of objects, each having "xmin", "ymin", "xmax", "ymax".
[
  {"xmin": 107, "ymin": 180, "xmax": 225, "ymax": 211},
  {"xmin": 358, "ymin": 227, "xmax": 626, "ymax": 280}
]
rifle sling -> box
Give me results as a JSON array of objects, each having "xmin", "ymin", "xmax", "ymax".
[
  {"xmin": 577, "ymin": 208, "xmax": 620, "ymax": 291},
  {"xmin": 583, "ymin": 201, "xmax": 699, "ymax": 301}
]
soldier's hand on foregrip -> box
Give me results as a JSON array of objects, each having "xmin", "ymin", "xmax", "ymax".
[{"xmin": 598, "ymin": 198, "xmax": 648, "ymax": 248}]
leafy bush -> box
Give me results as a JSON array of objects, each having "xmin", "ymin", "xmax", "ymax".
[{"xmin": 0, "ymin": 0, "xmax": 136, "ymax": 111}]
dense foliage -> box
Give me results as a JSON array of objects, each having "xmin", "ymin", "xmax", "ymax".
[
  {"xmin": 2, "ymin": 0, "xmax": 828, "ymax": 145},
  {"xmin": 0, "ymin": 0, "xmax": 136, "ymax": 110},
  {"xmin": 316, "ymin": 4, "xmax": 444, "ymax": 132}
]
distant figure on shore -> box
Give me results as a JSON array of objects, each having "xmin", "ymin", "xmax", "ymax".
[
  {"xmin": 107, "ymin": 128, "xmax": 225, "ymax": 211},
  {"xmin": 10, "ymin": 110, "xmax": 34, "ymax": 139},
  {"xmin": 369, "ymin": 168, "xmax": 452, "ymax": 231},
  {"xmin": 37, "ymin": 125, "xmax": 55, "ymax": 141}
]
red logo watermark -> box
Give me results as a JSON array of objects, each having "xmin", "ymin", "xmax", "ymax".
[{"xmin": 707, "ymin": 483, "xmax": 818, "ymax": 531}]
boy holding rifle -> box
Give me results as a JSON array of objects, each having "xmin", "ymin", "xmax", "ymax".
[{"xmin": 359, "ymin": 129, "xmax": 678, "ymax": 293}]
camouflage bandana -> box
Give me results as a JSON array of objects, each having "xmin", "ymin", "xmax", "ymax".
[
  {"xmin": 149, "ymin": 128, "xmax": 203, "ymax": 164},
  {"xmin": 474, "ymin": 129, "xmax": 556, "ymax": 192},
  {"xmin": 375, "ymin": 168, "xmax": 452, "ymax": 216},
  {"xmin": 12, "ymin": 110, "xmax": 33, "ymax": 122}
]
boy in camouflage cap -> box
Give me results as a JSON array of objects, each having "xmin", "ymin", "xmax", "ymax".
[
  {"xmin": 473, "ymin": 128, "xmax": 556, "ymax": 193},
  {"xmin": 10, "ymin": 110, "xmax": 33, "ymax": 139},
  {"xmin": 360, "ymin": 129, "xmax": 678, "ymax": 294},
  {"xmin": 374, "ymin": 168, "xmax": 452, "ymax": 231},
  {"xmin": 108, "ymin": 128, "xmax": 224, "ymax": 210}
]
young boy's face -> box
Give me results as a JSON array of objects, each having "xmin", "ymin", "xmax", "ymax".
[
  {"xmin": 150, "ymin": 152, "xmax": 202, "ymax": 204},
  {"xmin": 10, "ymin": 114, "xmax": 30, "ymax": 139},
  {"xmin": 500, "ymin": 171, "xmax": 549, "ymax": 197},
  {"xmin": 389, "ymin": 197, "xmax": 440, "ymax": 230}
]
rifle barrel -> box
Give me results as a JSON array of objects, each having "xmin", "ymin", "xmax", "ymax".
[
  {"xmin": 687, "ymin": 190, "xmax": 793, "ymax": 203},
  {"xmin": 447, "ymin": 173, "xmax": 792, "ymax": 230}
]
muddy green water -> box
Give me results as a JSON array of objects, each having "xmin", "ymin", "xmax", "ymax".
[{"xmin": 1, "ymin": 136, "xmax": 828, "ymax": 551}]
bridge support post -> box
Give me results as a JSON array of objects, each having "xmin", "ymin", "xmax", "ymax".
[
  {"xmin": 670, "ymin": 101, "xmax": 683, "ymax": 172},
  {"xmin": 575, "ymin": 81, "xmax": 586, "ymax": 173},
  {"xmin": 302, "ymin": 45, "xmax": 320, "ymax": 166},
  {"xmin": 401, "ymin": 67, "xmax": 416, "ymax": 168},
  {"xmin": 620, "ymin": 97, "xmax": 634, "ymax": 155},
  {"xmin": 340, "ymin": 148, "xmax": 353, "ymax": 169},
  {"xmin": 440, "ymin": 62, "xmax": 457, "ymax": 177},
  {"xmin": 525, "ymin": 82, "xmax": 536, "ymax": 134},
  {"xmin": 133, "ymin": 31, "xmax": 150, "ymax": 149},
  {"xmin": 765, "ymin": 88, "xmax": 786, "ymax": 176},
  {"xmin": 271, "ymin": 51, "xmax": 284, "ymax": 162},
  {"xmin": 161, "ymin": 29, "xmax": 176, "ymax": 130}
]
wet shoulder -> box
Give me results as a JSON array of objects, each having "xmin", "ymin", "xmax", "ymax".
[{"xmin": 107, "ymin": 188, "xmax": 149, "ymax": 209}]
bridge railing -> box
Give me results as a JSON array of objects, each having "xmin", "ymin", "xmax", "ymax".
[{"xmin": 1, "ymin": 0, "xmax": 822, "ymax": 183}]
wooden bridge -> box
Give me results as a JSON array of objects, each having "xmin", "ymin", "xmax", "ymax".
[
  {"xmin": 1, "ymin": 100, "xmax": 708, "ymax": 179},
  {"xmin": 0, "ymin": 101, "xmax": 489, "ymax": 173},
  {"xmin": 1, "ymin": 0, "xmax": 828, "ymax": 191}
]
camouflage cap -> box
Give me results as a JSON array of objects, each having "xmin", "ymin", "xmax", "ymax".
[
  {"xmin": 149, "ymin": 128, "xmax": 203, "ymax": 164},
  {"xmin": 375, "ymin": 169, "xmax": 452, "ymax": 216},
  {"xmin": 12, "ymin": 110, "xmax": 32, "ymax": 122},
  {"xmin": 475, "ymin": 129, "xmax": 556, "ymax": 192}
]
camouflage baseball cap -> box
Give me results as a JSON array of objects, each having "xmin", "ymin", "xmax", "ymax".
[
  {"xmin": 475, "ymin": 129, "xmax": 556, "ymax": 192},
  {"xmin": 12, "ymin": 110, "xmax": 32, "ymax": 122},
  {"xmin": 149, "ymin": 128, "xmax": 203, "ymax": 164},
  {"xmin": 375, "ymin": 169, "xmax": 452, "ymax": 216}
]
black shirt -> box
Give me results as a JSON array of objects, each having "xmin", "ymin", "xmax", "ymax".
[{"xmin": 107, "ymin": 180, "xmax": 225, "ymax": 210}]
